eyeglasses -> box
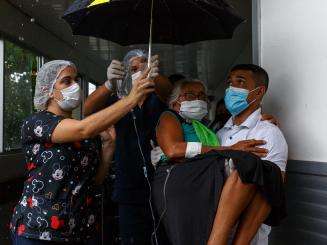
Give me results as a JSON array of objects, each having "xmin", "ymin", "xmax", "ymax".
[{"xmin": 180, "ymin": 92, "xmax": 207, "ymax": 101}]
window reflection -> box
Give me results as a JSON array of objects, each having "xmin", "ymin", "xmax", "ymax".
[{"xmin": 4, "ymin": 40, "xmax": 38, "ymax": 151}]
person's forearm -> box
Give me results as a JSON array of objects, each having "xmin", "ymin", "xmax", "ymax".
[
  {"xmin": 163, "ymin": 142, "xmax": 186, "ymax": 159},
  {"xmin": 163, "ymin": 142, "xmax": 231, "ymax": 160},
  {"xmin": 94, "ymin": 159, "xmax": 110, "ymax": 185},
  {"xmin": 52, "ymin": 99, "xmax": 132, "ymax": 143},
  {"xmin": 81, "ymin": 96, "xmax": 135, "ymax": 139},
  {"xmin": 84, "ymin": 85, "xmax": 113, "ymax": 116},
  {"xmin": 95, "ymin": 146, "xmax": 115, "ymax": 185},
  {"xmin": 201, "ymin": 145, "xmax": 231, "ymax": 154},
  {"xmin": 165, "ymin": 143, "xmax": 234, "ymax": 160}
]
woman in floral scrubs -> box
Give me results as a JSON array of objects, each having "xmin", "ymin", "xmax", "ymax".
[{"xmin": 10, "ymin": 60, "xmax": 155, "ymax": 244}]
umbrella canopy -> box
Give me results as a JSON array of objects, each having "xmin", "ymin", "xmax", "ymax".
[{"xmin": 63, "ymin": 0, "xmax": 245, "ymax": 46}]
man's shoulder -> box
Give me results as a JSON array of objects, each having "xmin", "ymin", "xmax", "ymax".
[
  {"xmin": 254, "ymin": 119, "xmax": 288, "ymax": 171},
  {"xmin": 256, "ymin": 120, "xmax": 283, "ymax": 134},
  {"xmin": 254, "ymin": 120, "xmax": 287, "ymax": 145}
]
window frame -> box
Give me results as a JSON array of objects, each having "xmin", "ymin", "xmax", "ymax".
[{"xmin": 87, "ymin": 81, "xmax": 97, "ymax": 96}]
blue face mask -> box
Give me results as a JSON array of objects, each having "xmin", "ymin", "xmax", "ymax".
[{"xmin": 224, "ymin": 86, "xmax": 259, "ymax": 116}]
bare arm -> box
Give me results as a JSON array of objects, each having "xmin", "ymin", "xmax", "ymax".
[
  {"xmin": 156, "ymin": 113, "xmax": 186, "ymax": 160},
  {"xmin": 156, "ymin": 113, "xmax": 268, "ymax": 161},
  {"xmin": 52, "ymin": 69, "xmax": 154, "ymax": 143},
  {"xmin": 156, "ymin": 113, "xmax": 227, "ymax": 160},
  {"xmin": 95, "ymin": 127, "xmax": 116, "ymax": 185}
]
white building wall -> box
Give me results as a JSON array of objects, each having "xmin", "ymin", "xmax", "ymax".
[{"xmin": 259, "ymin": 0, "xmax": 327, "ymax": 162}]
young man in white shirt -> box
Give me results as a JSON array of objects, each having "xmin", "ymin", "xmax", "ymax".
[{"xmin": 217, "ymin": 64, "xmax": 288, "ymax": 245}]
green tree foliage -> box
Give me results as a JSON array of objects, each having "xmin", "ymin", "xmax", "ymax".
[{"xmin": 4, "ymin": 41, "xmax": 37, "ymax": 151}]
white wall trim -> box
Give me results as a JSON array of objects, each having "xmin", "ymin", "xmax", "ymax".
[
  {"xmin": 0, "ymin": 39, "xmax": 4, "ymax": 153},
  {"xmin": 252, "ymin": 0, "xmax": 261, "ymax": 65}
]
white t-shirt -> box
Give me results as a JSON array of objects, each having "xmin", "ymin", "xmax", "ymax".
[{"xmin": 217, "ymin": 108, "xmax": 288, "ymax": 245}]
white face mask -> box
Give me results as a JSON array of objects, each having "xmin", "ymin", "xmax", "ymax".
[
  {"xmin": 179, "ymin": 100, "xmax": 208, "ymax": 121},
  {"xmin": 131, "ymin": 70, "xmax": 142, "ymax": 84},
  {"xmin": 55, "ymin": 83, "xmax": 81, "ymax": 111}
]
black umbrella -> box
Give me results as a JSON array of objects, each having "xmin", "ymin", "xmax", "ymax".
[{"xmin": 63, "ymin": 0, "xmax": 245, "ymax": 46}]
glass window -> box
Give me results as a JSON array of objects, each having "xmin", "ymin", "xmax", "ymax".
[
  {"xmin": 88, "ymin": 82, "xmax": 96, "ymax": 95},
  {"xmin": 3, "ymin": 40, "xmax": 38, "ymax": 151}
]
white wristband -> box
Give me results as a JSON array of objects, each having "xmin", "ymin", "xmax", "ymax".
[
  {"xmin": 185, "ymin": 142, "xmax": 202, "ymax": 158},
  {"xmin": 104, "ymin": 80, "xmax": 114, "ymax": 91}
]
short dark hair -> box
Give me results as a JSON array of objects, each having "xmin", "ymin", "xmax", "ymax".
[
  {"xmin": 168, "ymin": 73, "xmax": 186, "ymax": 85},
  {"xmin": 231, "ymin": 64, "xmax": 269, "ymax": 89}
]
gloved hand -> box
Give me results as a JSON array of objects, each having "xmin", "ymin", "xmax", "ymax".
[
  {"xmin": 151, "ymin": 146, "xmax": 164, "ymax": 167},
  {"xmin": 105, "ymin": 60, "xmax": 125, "ymax": 91},
  {"xmin": 148, "ymin": 55, "xmax": 159, "ymax": 79}
]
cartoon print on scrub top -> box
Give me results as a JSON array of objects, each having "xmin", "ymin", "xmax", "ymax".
[{"xmin": 11, "ymin": 111, "xmax": 102, "ymax": 242}]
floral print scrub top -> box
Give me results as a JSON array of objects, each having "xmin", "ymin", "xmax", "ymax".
[{"xmin": 10, "ymin": 111, "xmax": 102, "ymax": 242}]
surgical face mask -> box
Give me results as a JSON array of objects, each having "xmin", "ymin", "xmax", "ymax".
[
  {"xmin": 55, "ymin": 83, "xmax": 81, "ymax": 111},
  {"xmin": 224, "ymin": 86, "xmax": 259, "ymax": 116},
  {"xmin": 179, "ymin": 100, "xmax": 208, "ymax": 121}
]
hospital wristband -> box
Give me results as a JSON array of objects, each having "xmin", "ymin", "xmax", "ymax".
[{"xmin": 185, "ymin": 142, "xmax": 202, "ymax": 158}]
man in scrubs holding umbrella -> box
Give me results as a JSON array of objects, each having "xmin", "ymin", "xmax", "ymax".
[{"xmin": 84, "ymin": 49, "xmax": 172, "ymax": 245}]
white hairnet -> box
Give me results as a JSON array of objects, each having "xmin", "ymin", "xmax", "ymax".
[
  {"xmin": 117, "ymin": 49, "xmax": 147, "ymax": 97},
  {"xmin": 123, "ymin": 49, "xmax": 147, "ymax": 67},
  {"xmin": 34, "ymin": 60, "xmax": 76, "ymax": 111}
]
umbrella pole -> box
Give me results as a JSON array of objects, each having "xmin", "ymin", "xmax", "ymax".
[{"xmin": 147, "ymin": 0, "xmax": 154, "ymax": 68}]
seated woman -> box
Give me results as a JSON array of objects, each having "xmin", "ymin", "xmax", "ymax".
[{"xmin": 152, "ymin": 79, "xmax": 285, "ymax": 245}]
